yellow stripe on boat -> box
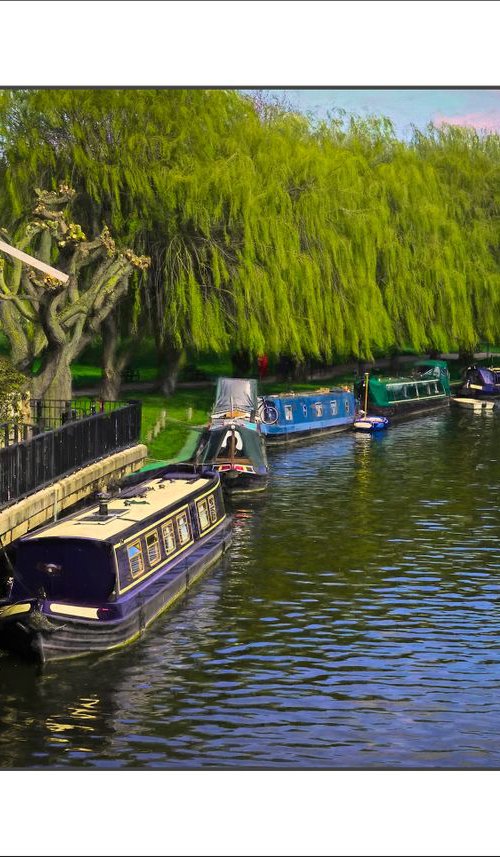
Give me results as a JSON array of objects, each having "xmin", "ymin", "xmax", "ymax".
[
  {"xmin": 0, "ymin": 603, "xmax": 31, "ymax": 618},
  {"xmin": 49, "ymin": 604, "xmax": 99, "ymax": 619}
]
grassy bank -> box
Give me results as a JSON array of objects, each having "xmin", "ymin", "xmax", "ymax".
[{"xmin": 131, "ymin": 387, "xmax": 215, "ymax": 462}]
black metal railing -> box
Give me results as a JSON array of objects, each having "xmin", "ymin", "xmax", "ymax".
[
  {"xmin": 0, "ymin": 422, "xmax": 41, "ymax": 448},
  {"xmin": 30, "ymin": 398, "xmax": 128, "ymax": 431},
  {"xmin": 0, "ymin": 400, "xmax": 142, "ymax": 508}
]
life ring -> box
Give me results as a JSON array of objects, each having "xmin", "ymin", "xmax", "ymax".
[
  {"xmin": 260, "ymin": 402, "xmax": 279, "ymax": 424},
  {"xmin": 221, "ymin": 430, "xmax": 243, "ymax": 450}
]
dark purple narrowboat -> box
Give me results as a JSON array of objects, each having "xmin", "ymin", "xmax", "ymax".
[
  {"xmin": 459, "ymin": 365, "xmax": 500, "ymax": 398},
  {"xmin": 0, "ymin": 466, "xmax": 231, "ymax": 663}
]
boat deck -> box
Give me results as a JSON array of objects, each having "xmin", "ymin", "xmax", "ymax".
[{"xmin": 23, "ymin": 476, "xmax": 210, "ymax": 543}]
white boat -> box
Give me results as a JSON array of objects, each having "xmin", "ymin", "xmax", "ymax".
[
  {"xmin": 452, "ymin": 397, "xmax": 495, "ymax": 411},
  {"xmin": 353, "ymin": 415, "xmax": 389, "ymax": 432},
  {"xmin": 353, "ymin": 374, "xmax": 390, "ymax": 432}
]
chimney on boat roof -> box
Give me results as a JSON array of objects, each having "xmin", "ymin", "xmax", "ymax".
[{"xmin": 98, "ymin": 492, "xmax": 111, "ymax": 517}]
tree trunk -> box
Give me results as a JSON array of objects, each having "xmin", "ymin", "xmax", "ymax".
[
  {"xmin": 458, "ymin": 349, "xmax": 475, "ymax": 365},
  {"xmin": 230, "ymin": 349, "xmax": 253, "ymax": 376},
  {"xmin": 389, "ymin": 353, "xmax": 400, "ymax": 373},
  {"xmin": 100, "ymin": 364, "xmax": 122, "ymax": 401},
  {"xmin": 31, "ymin": 346, "xmax": 73, "ymax": 416},
  {"xmin": 157, "ymin": 343, "xmax": 185, "ymax": 396},
  {"xmin": 100, "ymin": 314, "xmax": 127, "ymax": 401}
]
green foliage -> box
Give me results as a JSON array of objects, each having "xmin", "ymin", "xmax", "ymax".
[
  {"xmin": 2, "ymin": 90, "xmax": 500, "ymax": 363},
  {"xmin": 0, "ymin": 355, "xmax": 29, "ymax": 396}
]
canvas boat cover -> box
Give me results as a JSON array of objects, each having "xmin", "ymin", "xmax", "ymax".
[
  {"xmin": 468, "ymin": 366, "xmax": 500, "ymax": 386},
  {"xmin": 213, "ymin": 378, "xmax": 258, "ymax": 415}
]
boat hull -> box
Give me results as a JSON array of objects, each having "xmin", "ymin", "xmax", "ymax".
[
  {"xmin": 458, "ymin": 387, "xmax": 500, "ymax": 399},
  {"xmin": 366, "ymin": 396, "xmax": 449, "ymax": 421},
  {"xmin": 0, "ymin": 522, "xmax": 231, "ymax": 664},
  {"xmin": 261, "ymin": 419, "xmax": 354, "ymax": 446},
  {"xmin": 353, "ymin": 416, "xmax": 389, "ymax": 432},
  {"xmin": 220, "ymin": 471, "xmax": 268, "ymax": 494}
]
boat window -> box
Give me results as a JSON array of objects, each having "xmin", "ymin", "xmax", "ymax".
[
  {"xmin": 197, "ymin": 498, "xmax": 210, "ymax": 531},
  {"xmin": 388, "ymin": 384, "xmax": 403, "ymax": 402},
  {"xmin": 146, "ymin": 531, "xmax": 161, "ymax": 565},
  {"xmin": 330, "ymin": 400, "xmax": 338, "ymax": 416},
  {"xmin": 208, "ymin": 494, "xmax": 218, "ymax": 523},
  {"xmin": 344, "ymin": 399, "xmax": 350, "ymax": 415},
  {"xmin": 176, "ymin": 511, "xmax": 192, "ymax": 546},
  {"xmin": 162, "ymin": 520, "xmax": 176, "ymax": 555},
  {"xmin": 314, "ymin": 402, "xmax": 323, "ymax": 417},
  {"xmin": 302, "ymin": 404, "xmax": 307, "ymax": 417},
  {"xmin": 284, "ymin": 404, "xmax": 293, "ymax": 421},
  {"xmin": 127, "ymin": 541, "xmax": 144, "ymax": 578}
]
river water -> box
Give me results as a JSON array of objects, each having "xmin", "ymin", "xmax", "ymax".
[{"xmin": 2, "ymin": 407, "xmax": 500, "ymax": 769}]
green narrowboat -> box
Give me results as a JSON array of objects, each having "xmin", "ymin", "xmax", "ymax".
[{"xmin": 355, "ymin": 360, "xmax": 451, "ymax": 420}]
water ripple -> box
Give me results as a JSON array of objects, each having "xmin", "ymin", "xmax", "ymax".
[{"xmin": 2, "ymin": 409, "xmax": 500, "ymax": 768}]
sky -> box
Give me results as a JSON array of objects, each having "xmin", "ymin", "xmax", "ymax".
[{"xmin": 254, "ymin": 89, "xmax": 500, "ymax": 137}]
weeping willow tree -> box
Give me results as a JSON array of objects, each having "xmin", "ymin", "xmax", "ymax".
[
  {"xmin": 0, "ymin": 185, "xmax": 149, "ymax": 400},
  {"xmin": 0, "ymin": 89, "xmax": 272, "ymax": 393},
  {"xmin": 2, "ymin": 88, "xmax": 500, "ymax": 397}
]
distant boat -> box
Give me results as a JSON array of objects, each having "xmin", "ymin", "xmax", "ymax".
[
  {"xmin": 0, "ymin": 465, "xmax": 231, "ymax": 663},
  {"xmin": 353, "ymin": 372, "xmax": 389, "ymax": 432},
  {"xmin": 258, "ymin": 387, "xmax": 356, "ymax": 444},
  {"xmin": 191, "ymin": 378, "xmax": 269, "ymax": 494},
  {"xmin": 353, "ymin": 415, "xmax": 389, "ymax": 432},
  {"xmin": 451, "ymin": 397, "xmax": 495, "ymax": 411},
  {"xmin": 354, "ymin": 360, "xmax": 451, "ymax": 420},
  {"xmin": 458, "ymin": 365, "xmax": 500, "ymax": 399}
]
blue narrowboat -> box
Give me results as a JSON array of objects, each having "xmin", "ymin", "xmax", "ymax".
[
  {"xmin": 258, "ymin": 387, "xmax": 356, "ymax": 444},
  {"xmin": 458, "ymin": 365, "xmax": 500, "ymax": 398},
  {"xmin": 0, "ymin": 466, "xmax": 231, "ymax": 663}
]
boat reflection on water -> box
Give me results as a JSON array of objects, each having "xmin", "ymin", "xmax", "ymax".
[{"xmin": 0, "ymin": 553, "xmax": 232, "ymax": 769}]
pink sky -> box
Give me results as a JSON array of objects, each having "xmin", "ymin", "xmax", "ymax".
[
  {"xmin": 434, "ymin": 110, "xmax": 500, "ymax": 132},
  {"xmin": 277, "ymin": 91, "xmax": 500, "ymax": 137}
]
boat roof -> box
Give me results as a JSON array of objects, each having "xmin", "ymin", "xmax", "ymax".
[
  {"xmin": 21, "ymin": 475, "xmax": 213, "ymax": 547},
  {"xmin": 369, "ymin": 375, "xmax": 440, "ymax": 386},
  {"xmin": 264, "ymin": 387, "xmax": 351, "ymax": 400},
  {"xmin": 414, "ymin": 359, "xmax": 448, "ymax": 368}
]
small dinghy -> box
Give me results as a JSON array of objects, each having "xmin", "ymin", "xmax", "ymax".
[
  {"xmin": 452, "ymin": 397, "xmax": 495, "ymax": 411},
  {"xmin": 353, "ymin": 373, "xmax": 390, "ymax": 432},
  {"xmin": 353, "ymin": 414, "xmax": 389, "ymax": 432}
]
